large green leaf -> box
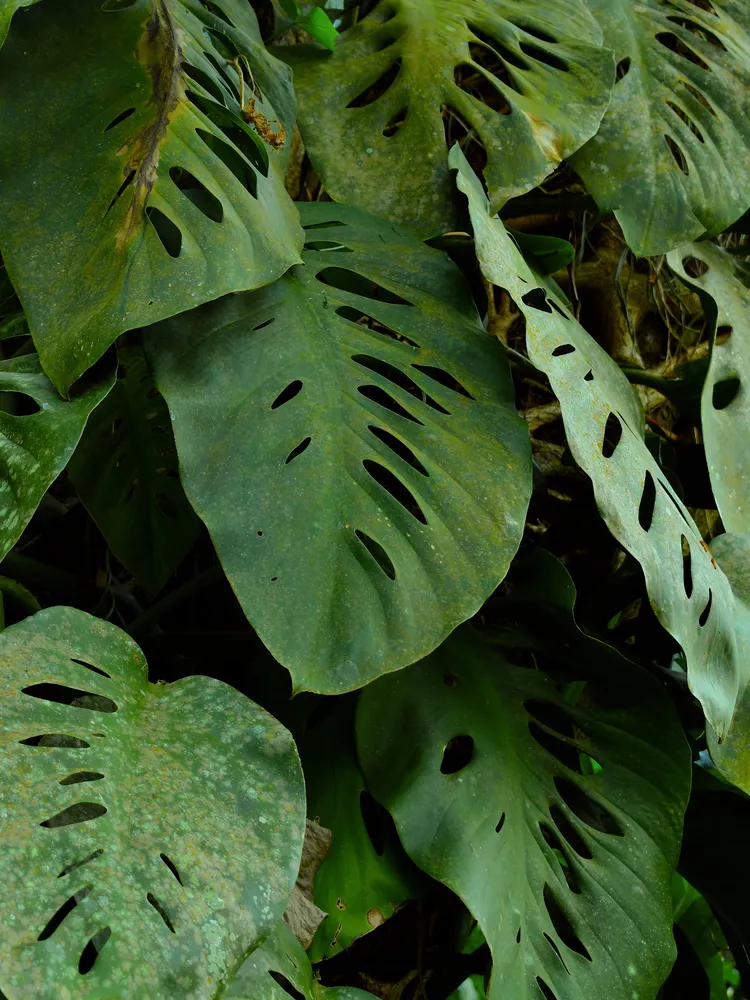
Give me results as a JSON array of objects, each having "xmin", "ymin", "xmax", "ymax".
[
  {"xmin": 0, "ymin": 353, "xmax": 113, "ymax": 563},
  {"xmin": 0, "ymin": 606, "xmax": 305, "ymax": 999},
  {"xmin": 302, "ymin": 702, "xmax": 427, "ymax": 961},
  {"xmin": 226, "ymin": 919, "xmax": 374, "ymax": 1000},
  {"xmin": 69, "ymin": 347, "xmax": 201, "ymax": 595},
  {"xmin": 452, "ymin": 144, "xmax": 739, "ymax": 744},
  {"xmin": 279, "ymin": 0, "xmax": 613, "ymax": 233},
  {"xmin": 147, "ymin": 201, "xmax": 531, "ymax": 694},
  {"xmin": 666, "ymin": 243, "xmax": 750, "ymax": 533},
  {"xmin": 0, "ymin": 0, "xmax": 303, "ymax": 394},
  {"xmin": 0, "ymin": 0, "xmax": 39, "ymax": 45},
  {"xmin": 357, "ymin": 554, "xmax": 691, "ymax": 1000},
  {"xmin": 571, "ymin": 0, "xmax": 750, "ymax": 256}
]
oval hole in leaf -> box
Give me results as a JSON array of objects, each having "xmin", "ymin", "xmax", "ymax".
[
  {"xmin": 655, "ymin": 32, "xmax": 710, "ymax": 70},
  {"xmin": 147, "ymin": 892, "xmax": 175, "ymax": 933},
  {"xmin": 519, "ymin": 42, "xmax": 569, "ymax": 72},
  {"xmin": 59, "ymin": 771, "xmax": 105, "ymax": 786},
  {"xmin": 712, "ymin": 376, "xmax": 740, "ymax": 410},
  {"xmin": 22, "ymin": 684, "xmax": 117, "ymax": 713},
  {"xmin": 616, "ymin": 56, "xmax": 631, "ymax": 80},
  {"xmin": 20, "ymin": 734, "xmax": 90, "ymax": 748},
  {"xmin": 169, "ymin": 167, "xmax": 224, "ymax": 223},
  {"xmin": 543, "ymin": 885, "xmax": 591, "ymax": 960},
  {"xmin": 335, "ymin": 306, "xmax": 420, "ymax": 348},
  {"xmin": 682, "ymin": 535, "xmax": 694, "ymax": 598},
  {"xmin": 38, "ymin": 885, "xmax": 92, "ymax": 940},
  {"xmin": 522, "ymin": 288, "xmax": 552, "ymax": 313},
  {"xmin": 355, "ymin": 529, "xmax": 396, "ymax": 580},
  {"xmin": 716, "ymin": 324, "xmax": 733, "ymax": 344},
  {"xmin": 40, "ymin": 803, "xmax": 108, "ymax": 829},
  {"xmin": 78, "ymin": 926, "xmax": 111, "ymax": 975},
  {"xmin": 682, "ymin": 256, "xmax": 709, "ymax": 278},
  {"xmin": 553, "ymin": 777, "xmax": 624, "ymax": 836},
  {"xmin": 638, "ymin": 470, "xmax": 656, "ymax": 531},
  {"xmin": 0, "ymin": 391, "xmax": 41, "ymax": 416},
  {"xmin": 285, "ymin": 437, "xmax": 312, "ymax": 464},
  {"xmin": 412, "ymin": 364, "xmax": 474, "ymax": 399},
  {"xmin": 549, "ymin": 805, "xmax": 592, "ymax": 859},
  {"xmin": 271, "ymin": 380, "xmax": 303, "ymax": 409},
  {"xmin": 160, "ymin": 853, "xmax": 183, "ymax": 885},
  {"xmin": 440, "ymin": 735, "xmax": 474, "ymax": 774},
  {"xmin": 347, "ymin": 60, "xmax": 402, "ymax": 108},
  {"xmin": 551, "ymin": 344, "xmax": 575, "ymax": 357},
  {"xmin": 699, "ymin": 588, "xmax": 712, "ymax": 627},
  {"xmin": 104, "ymin": 107, "xmax": 135, "ymax": 132},
  {"xmin": 147, "ymin": 207, "xmax": 183, "ymax": 258},
  {"xmin": 368, "ymin": 425, "xmax": 428, "ymax": 476},
  {"xmin": 363, "ymin": 460, "xmax": 427, "ymax": 524},
  {"xmin": 601, "ymin": 412, "xmax": 623, "ymax": 459}
]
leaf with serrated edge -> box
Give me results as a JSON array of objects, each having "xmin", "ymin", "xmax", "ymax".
[{"xmin": 0, "ymin": 607, "xmax": 305, "ymax": 1000}]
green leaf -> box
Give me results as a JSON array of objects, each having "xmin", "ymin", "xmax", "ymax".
[
  {"xmin": 0, "ymin": 0, "xmax": 39, "ymax": 45},
  {"xmin": 147, "ymin": 201, "xmax": 531, "ymax": 694},
  {"xmin": 0, "ymin": 0, "xmax": 303, "ymax": 394},
  {"xmin": 508, "ymin": 229, "xmax": 575, "ymax": 275},
  {"xmin": 571, "ymin": 0, "xmax": 750, "ymax": 255},
  {"xmin": 278, "ymin": 0, "xmax": 614, "ymax": 233},
  {"xmin": 670, "ymin": 878, "xmax": 729, "ymax": 1000},
  {"xmin": 302, "ymin": 701, "xmax": 427, "ymax": 961},
  {"xmin": 452, "ymin": 143, "xmax": 740, "ymax": 745},
  {"xmin": 357, "ymin": 553, "xmax": 691, "ymax": 1000},
  {"xmin": 69, "ymin": 347, "xmax": 201, "ymax": 596},
  {"xmin": 300, "ymin": 7, "xmax": 338, "ymax": 51},
  {"xmin": 0, "ymin": 353, "xmax": 113, "ymax": 563},
  {"xmin": 278, "ymin": 0, "xmax": 298, "ymax": 17},
  {"xmin": 226, "ymin": 919, "xmax": 375, "ymax": 1000},
  {"xmin": 0, "ymin": 606, "xmax": 305, "ymax": 999},
  {"xmin": 666, "ymin": 243, "xmax": 750, "ymax": 533}
]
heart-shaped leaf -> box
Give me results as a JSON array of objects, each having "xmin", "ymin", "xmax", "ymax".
[
  {"xmin": 0, "ymin": 606, "xmax": 305, "ymax": 999},
  {"xmin": 453, "ymin": 144, "xmax": 739, "ymax": 744},
  {"xmin": 571, "ymin": 0, "xmax": 750, "ymax": 255},
  {"xmin": 69, "ymin": 347, "xmax": 201, "ymax": 595},
  {"xmin": 0, "ymin": 353, "xmax": 113, "ymax": 563},
  {"xmin": 0, "ymin": 0, "xmax": 303, "ymax": 393},
  {"xmin": 357, "ymin": 552, "xmax": 691, "ymax": 1000},
  {"xmin": 279, "ymin": 0, "xmax": 613, "ymax": 233},
  {"xmin": 147, "ymin": 201, "xmax": 531, "ymax": 694}
]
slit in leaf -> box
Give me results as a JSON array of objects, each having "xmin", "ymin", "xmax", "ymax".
[
  {"xmin": 147, "ymin": 892, "xmax": 176, "ymax": 933},
  {"xmin": 519, "ymin": 42, "xmax": 568, "ymax": 72},
  {"xmin": 316, "ymin": 267, "xmax": 413, "ymax": 305},
  {"xmin": 78, "ymin": 927, "xmax": 111, "ymax": 975},
  {"xmin": 666, "ymin": 15, "xmax": 726, "ymax": 49},
  {"xmin": 549, "ymin": 804, "xmax": 593, "ymax": 859},
  {"xmin": 495, "ymin": 812, "xmax": 506, "ymax": 833},
  {"xmin": 543, "ymin": 885, "xmax": 591, "ymax": 960},
  {"xmin": 553, "ymin": 777, "xmax": 624, "ymax": 836},
  {"xmin": 335, "ymin": 306, "xmax": 420, "ymax": 348},
  {"xmin": 59, "ymin": 771, "xmax": 105, "ymax": 786},
  {"xmin": 412, "ymin": 364, "xmax": 474, "ymax": 399},
  {"xmin": 683, "ymin": 81, "xmax": 716, "ymax": 115},
  {"xmin": 286, "ymin": 437, "xmax": 312, "ymax": 464},
  {"xmin": 383, "ymin": 107, "xmax": 408, "ymax": 137},
  {"xmin": 106, "ymin": 169, "xmax": 136, "ymax": 215},
  {"xmin": 638, "ymin": 471, "xmax": 656, "ymax": 531},
  {"xmin": 682, "ymin": 535, "xmax": 694, "ymax": 598},
  {"xmin": 353, "ymin": 354, "xmax": 448, "ymax": 413},
  {"xmin": 363, "ymin": 459, "xmax": 427, "ymax": 523},
  {"xmin": 357, "ymin": 385, "xmax": 424, "ymax": 424},
  {"xmin": 368, "ymin": 425, "xmax": 428, "ymax": 476},
  {"xmin": 271, "ymin": 380, "xmax": 303, "ymax": 409},
  {"xmin": 539, "ymin": 823, "xmax": 581, "ymax": 893},
  {"xmin": 666, "ymin": 100, "xmax": 705, "ymax": 142},
  {"xmin": 356, "ymin": 530, "xmax": 396, "ymax": 580},
  {"xmin": 147, "ymin": 207, "xmax": 182, "ymax": 258},
  {"xmin": 58, "ymin": 850, "xmax": 104, "ymax": 879},
  {"xmin": 160, "ymin": 853, "xmax": 183, "ymax": 885},
  {"xmin": 616, "ymin": 56, "xmax": 631, "ymax": 80},
  {"xmin": 601, "ymin": 413, "xmax": 623, "ymax": 459},
  {"xmin": 38, "ymin": 885, "xmax": 92, "ymax": 941},
  {"xmin": 22, "ymin": 684, "xmax": 117, "ymax": 713},
  {"xmin": 195, "ymin": 129, "xmax": 258, "ymax": 197},
  {"xmin": 40, "ymin": 803, "xmax": 108, "ymax": 829},
  {"xmin": 699, "ymin": 589, "xmax": 713, "ymax": 627},
  {"xmin": 104, "ymin": 107, "xmax": 136, "ymax": 132},
  {"xmin": 169, "ymin": 167, "xmax": 224, "ymax": 223},
  {"xmin": 525, "ymin": 700, "xmax": 576, "ymax": 737},
  {"xmin": 665, "ymin": 134, "xmax": 689, "ymax": 175},
  {"xmin": 655, "ymin": 32, "xmax": 710, "ymax": 71},
  {"xmin": 537, "ymin": 976, "xmax": 559, "ymax": 1000},
  {"xmin": 269, "ymin": 971, "xmax": 306, "ymax": 1000},
  {"xmin": 71, "ymin": 658, "xmax": 111, "ymax": 679},
  {"xmin": 347, "ymin": 60, "xmax": 401, "ymax": 107},
  {"xmin": 544, "ymin": 933, "xmax": 570, "ymax": 973},
  {"xmin": 529, "ymin": 722, "xmax": 584, "ymax": 774}
]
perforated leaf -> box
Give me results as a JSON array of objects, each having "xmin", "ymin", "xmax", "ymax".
[
  {"xmin": 571, "ymin": 0, "xmax": 750, "ymax": 256},
  {"xmin": 147, "ymin": 201, "xmax": 531, "ymax": 694},
  {"xmin": 226, "ymin": 919, "xmax": 375, "ymax": 1000},
  {"xmin": 69, "ymin": 347, "xmax": 201, "ymax": 595},
  {"xmin": 357, "ymin": 553, "xmax": 691, "ymax": 1000},
  {"xmin": 667, "ymin": 243, "xmax": 750, "ymax": 534},
  {"xmin": 0, "ymin": 0, "xmax": 303, "ymax": 394},
  {"xmin": 279, "ymin": 0, "xmax": 613, "ymax": 233},
  {"xmin": 453, "ymin": 144, "xmax": 739, "ymax": 741},
  {"xmin": 0, "ymin": 353, "xmax": 113, "ymax": 563},
  {"xmin": 0, "ymin": 607, "xmax": 305, "ymax": 999}
]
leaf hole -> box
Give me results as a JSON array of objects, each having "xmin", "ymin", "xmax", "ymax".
[
  {"xmin": 539, "ymin": 823, "xmax": 581, "ymax": 893},
  {"xmin": 195, "ymin": 129, "xmax": 258, "ymax": 197},
  {"xmin": 335, "ymin": 306, "xmax": 420, "ymax": 348},
  {"xmin": 543, "ymin": 885, "xmax": 591, "ymax": 960},
  {"xmin": 101, "ymin": 0, "xmax": 136, "ymax": 9},
  {"xmin": 699, "ymin": 588, "xmax": 713, "ymax": 627},
  {"xmin": 529, "ymin": 722, "xmax": 585, "ymax": 775},
  {"xmin": 522, "ymin": 288, "xmax": 552, "ymax": 313},
  {"xmin": 601, "ymin": 412, "xmax": 623, "ymax": 459},
  {"xmin": 553, "ymin": 777, "xmax": 624, "ymax": 836},
  {"xmin": 664, "ymin": 134, "xmax": 689, "ymax": 175},
  {"xmin": 252, "ymin": 318, "xmax": 275, "ymax": 332},
  {"xmin": 147, "ymin": 207, "xmax": 183, "ymax": 258},
  {"xmin": 304, "ymin": 240, "xmax": 354, "ymax": 252},
  {"xmin": 517, "ymin": 23, "xmax": 557, "ymax": 43},
  {"xmin": 22, "ymin": 684, "xmax": 117, "ymax": 713},
  {"xmin": 38, "ymin": 885, "xmax": 92, "ymax": 940},
  {"xmin": 271, "ymin": 380, "xmax": 303, "ymax": 409},
  {"xmin": 683, "ymin": 256, "xmax": 709, "ymax": 277},
  {"xmin": 615, "ymin": 56, "xmax": 631, "ymax": 80},
  {"xmin": 316, "ymin": 268, "xmax": 414, "ymax": 306},
  {"xmin": 470, "ymin": 28, "xmax": 530, "ymax": 72},
  {"xmin": 518, "ymin": 42, "xmax": 568, "ymax": 72},
  {"xmin": 363, "ymin": 459, "xmax": 427, "ymax": 523},
  {"xmin": 638, "ymin": 471, "xmax": 656, "ymax": 531},
  {"xmin": 712, "ymin": 376, "xmax": 740, "ymax": 410},
  {"xmin": 40, "ymin": 803, "xmax": 108, "ymax": 829},
  {"xmin": 183, "ymin": 62, "xmax": 227, "ymax": 103},
  {"xmin": 536, "ymin": 977, "xmax": 559, "ymax": 1000},
  {"xmin": 169, "ymin": 167, "xmax": 224, "ymax": 223},
  {"xmin": 465, "ymin": 40, "xmax": 518, "ymax": 104},
  {"xmin": 0, "ymin": 391, "xmax": 41, "ymax": 416},
  {"xmin": 368, "ymin": 425, "xmax": 428, "ymax": 476},
  {"xmin": 20, "ymin": 734, "xmax": 90, "ymax": 748},
  {"xmin": 549, "ymin": 805, "xmax": 592, "ymax": 859},
  {"xmin": 286, "ymin": 437, "xmax": 312, "ymax": 464},
  {"xmin": 71, "ymin": 658, "xmax": 111, "ymax": 679},
  {"xmin": 383, "ymin": 107, "xmax": 408, "ymax": 137},
  {"xmin": 516, "ymin": 927, "xmax": 522, "ymax": 943},
  {"xmin": 660, "ymin": 478, "xmax": 691, "ymax": 524},
  {"xmin": 551, "ymin": 344, "xmax": 575, "ymax": 357},
  {"xmin": 495, "ymin": 812, "xmax": 506, "ymax": 833},
  {"xmin": 655, "ymin": 32, "xmax": 710, "ymax": 70},
  {"xmin": 160, "ymin": 853, "xmax": 183, "ymax": 885},
  {"xmin": 524, "ymin": 700, "xmax": 576, "ymax": 737},
  {"xmin": 269, "ymin": 972, "xmax": 306, "ymax": 1000},
  {"xmin": 355, "ymin": 530, "xmax": 396, "ymax": 580},
  {"xmin": 440, "ymin": 735, "xmax": 474, "ymax": 774},
  {"xmin": 412, "ymin": 364, "xmax": 474, "ymax": 399},
  {"xmin": 347, "ymin": 59, "xmax": 401, "ymax": 108},
  {"xmin": 147, "ymin": 892, "xmax": 175, "ymax": 933},
  {"xmin": 682, "ymin": 535, "xmax": 694, "ymax": 598},
  {"xmin": 59, "ymin": 771, "xmax": 105, "ymax": 786},
  {"xmin": 78, "ymin": 927, "xmax": 111, "ymax": 975},
  {"xmin": 354, "ymin": 355, "xmax": 448, "ymax": 413},
  {"xmin": 682, "ymin": 81, "xmax": 716, "ymax": 115},
  {"xmin": 583, "ymin": 370, "xmax": 594, "ymax": 381},
  {"xmin": 544, "ymin": 933, "xmax": 570, "ymax": 973},
  {"xmin": 58, "ymin": 850, "xmax": 104, "ymax": 879},
  {"xmin": 666, "ymin": 15, "xmax": 726, "ymax": 49},
  {"xmin": 666, "ymin": 100, "xmax": 705, "ymax": 142},
  {"xmin": 357, "ymin": 385, "xmax": 424, "ymax": 424},
  {"xmin": 716, "ymin": 324, "xmax": 733, "ymax": 344},
  {"xmin": 104, "ymin": 107, "xmax": 136, "ymax": 132}
]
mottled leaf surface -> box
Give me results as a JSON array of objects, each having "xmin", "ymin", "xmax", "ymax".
[
  {"xmin": 69, "ymin": 347, "xmax": 201, "ymax": 595},
  {"xmin": 0, "ymin": 0, "xmax": 303, "ymax": 393},
  {"xmin": 357, "ymin": 553, "xmax": 690, "ymax": 1000},
  {"xmin": 148, "ymin": 202, "xmax": 531, "ymax": 694},
  {"xmin": 454, "ymin": 145, "xmax": 739, "ymax": 742},
  {"xmin": 0, "ymin": 607, "xmax": 305, "ymax": 999},
  {"xmin": 572, "ymin": 0, "xmax": 750, "ymax": 255},
  {"xmin": 280, "ymin": 0, "xmax": 613, "ymax": 233},
  {"xmin": 0, "ymin": 353, "xmax": 113, "ymax": 563}
]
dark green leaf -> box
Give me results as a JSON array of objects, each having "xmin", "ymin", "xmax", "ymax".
[
  {"xmin": 279, "ymin": 0, "xmax": 298, "ymax": 17},
  {"xmin": 0, "ymin": 606, "xmax": 305, "ymax": 999},
  {"xmin": 508, "ymin": 229, "xmax": 575, "ymax": 275}
]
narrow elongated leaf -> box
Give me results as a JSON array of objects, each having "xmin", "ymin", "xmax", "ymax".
[
  {"xmin": 0, "ymin": 354, "xmax": 113, "ymax": 562},
  {"xmin": 667, "ymin": 243, "xmax": 750, "ymax": 534},
  {"xmin": 357, "ymin": 554, "xmax": 691, "ymax": 1000},
  {"xmin": 148, "ymin": 202, "xmax": 531, "ymax": 694},
  {"xmin": 0, "ymin": 607, "xmax": 305, "ymax": 999},
  {"xmin": 0, "ymin": 0, "xmax": 303, "ymax": 394},
  {"xmin": 453, "ymin": 144, "xmax": 738, "ymax": 743},
  {"xmin": 279, "ymin": 0, "xmax": 613, "ymax": 233},
  {"xmin": 226, "ymin": 920, "xmax": 374, "ymax": 1000},
  {"xmin": 571, "ymin": 0, "xmax": 750, "ymax": 255},
  {"xmin": 69, "ymin": 347, "xmax": 201, "ymax": 595}
]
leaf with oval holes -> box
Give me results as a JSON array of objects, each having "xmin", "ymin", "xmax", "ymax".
[
  {"xmin": 146, "ymin": 201, "xmax": 531, "ymax": 694},
  {"xmin": 667, "ymin": 243, "xmax": 750, "ymax": 534},
  {"xmin": 277, "ymin": 0, "xmax": 613, "ymax": 234},
  {"xmin": 0, "ymin": 0, "xmax": 303, "ymax": 394},
  {"xmin": 0, "ymin": 352, "xmax": 114, "ymax": 564},
  {"xmin": 356, "ymin": 600, "xmax": 691, "ymax": 1000},
  {"xmin": 570, "ymin": 0, "xmax": 750, "ymax": 255},
  {"xmin": 69, "ymin": 347, "xmax": 201, "ymax": 596},
  {"xmin": 0, "ymin": 606, "xmax": 305, "ymax": 999},
  {"xmin": 301, "ymin": 701, "xmax": 429, "ymax": 961},
  {"xmin": 452, "ymin": 143, "xmax": 739, "ymax": 743},
  {"xmin": 225, "ymin": 919, "xmax": 375, "ymax": 1000}
]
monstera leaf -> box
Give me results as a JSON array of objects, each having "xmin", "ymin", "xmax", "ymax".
[
  {"xmin": 147, "ymin": 202, "xmax": 531, "ymax": 694},
  {"xmin": 571, "ymin": 0, "xmax": 750, "ymax": 255},
  {"xmin": 69, "ymin": 347, "xmax": 201, "ymax": 595},
  {"xmin": 357, "ymin": 553, "xmax": 691, "ymax": 1000},
  {"xmin": 452, "ymin": 145, "xmax": 740, "ymax": 749},
  {"xmin": 226, "ymin": 919, "xmax": 375, "ymax": 1000},
  {"xmin": 667, "ymin": 243, "xmax": 750, "ymax": 534},
  {"xmin": 0, "ymin": 0, "xmax": 39, "ymax": 44},
  {"xmin": 0, "ymin": 353, "xmax": 113, "ymax": 563},
  {"xmin": 279, "ymin": 0, "xmax": 613, "ymax": 233},
  {"xmin": 0, "ymin": 0, "xmax": 303, "ymax": 394},
  {"xmin": 0, "ymin": 607, "xmax": 305, "ymax": 999}
]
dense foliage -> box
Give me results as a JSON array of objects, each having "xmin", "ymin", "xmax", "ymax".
[{"xmin": 0, "ymin": 0, "xmax": 748, "ymax": 997}]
